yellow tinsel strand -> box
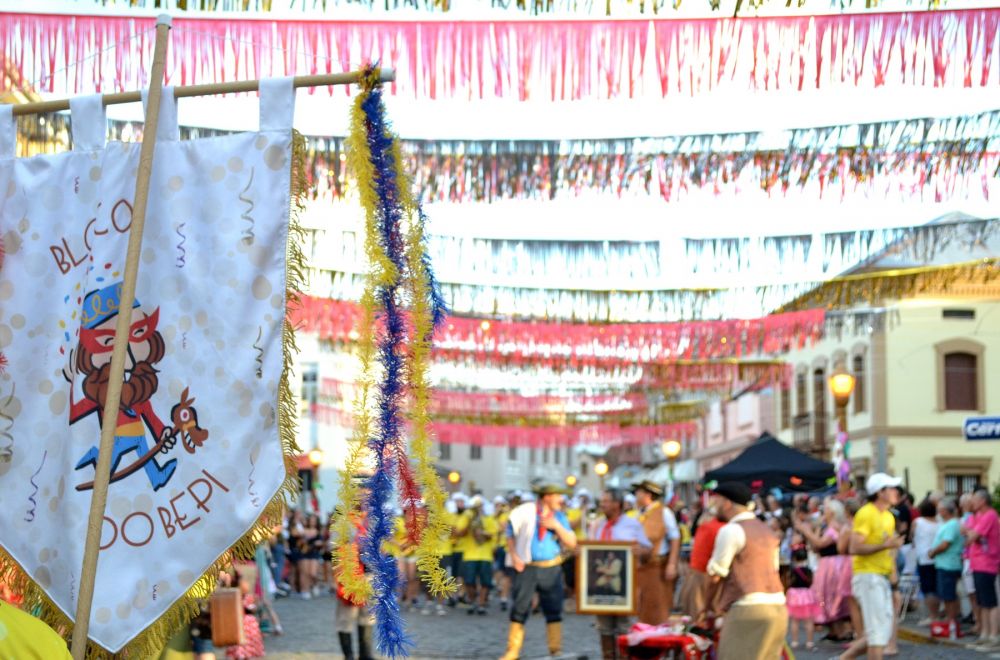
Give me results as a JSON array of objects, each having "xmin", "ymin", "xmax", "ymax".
[
  {"xmin": 331, "ymin": 84, "xmax": 396, "ymax": 602},
  {"xmin": 392, "ymin": 140, "xmax": 455, "ymax": 597}
]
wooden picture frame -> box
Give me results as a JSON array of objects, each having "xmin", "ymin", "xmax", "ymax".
[{"xmin": 576, "ymin": 540, "xmax": 638, "ymax": 616}]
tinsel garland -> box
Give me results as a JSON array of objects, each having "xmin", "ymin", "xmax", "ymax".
[
  {"xmin": 777, "ymin": 257, "xmax": 1000, "ymax": 311},
  {"xmin": 330, "ymin": 68, "xmax": 452, "ymax": 657},
  {"xmin": 6, "ymin": 10, "xmax": 998, "ymax": 101}
]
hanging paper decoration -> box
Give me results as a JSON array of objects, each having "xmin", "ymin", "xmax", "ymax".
[
  {"xmin": 330, "ymin": 67, "xmax": 452, "ymax": 658},
  {"xmin": 290, "ymin": 295, "xmax": 825, "ymax": 364},
  {"xmin": 306, "ymin": 249, "xmax": 1000, "ymax": 323},
  {"xmin": 431, "ymin": 421, "xmax": 700, "ymax": 448},
  {"xmin": 0, "ymin": 82, "xmax": 304, "ymax": 656},
  {"xmin": 99, "ymin": 110, "xmax": 1000, "ymax": 204},
  {"xmin": 4, "ymin": 10, "xmax": 998, "ymax": 101},
  {"xmin": 312, "ymin": 398, "xmax": 707, "ymax": 428},
  {"xmin": 62, "ymin": 0, "xmax": 959, "ymax": 16}
]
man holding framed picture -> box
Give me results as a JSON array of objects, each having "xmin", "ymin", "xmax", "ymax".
[
  {"xmin": 499, "ymin": 484, "xmax": 578, "ymax": 660},
  {"xmin": 702, "ymin": 482, "xmax": 787, "ymax": 660},
  {"xmin": 586, "ymin": 489, "xmax": 652, "ymax": 659}
]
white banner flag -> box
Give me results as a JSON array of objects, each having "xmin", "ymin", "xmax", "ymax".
[{"xmin": 0, "ymin": 79, "xmax": 301, "ymax": 654}]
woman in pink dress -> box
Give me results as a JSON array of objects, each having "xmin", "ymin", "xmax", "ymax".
[
  {"xmin": 226, "ymin": 570, "xmax": 266, "ymax": 660},
  {"xmin": 796, "ymin": 497, "xmax": 853, "ymax": 641}
]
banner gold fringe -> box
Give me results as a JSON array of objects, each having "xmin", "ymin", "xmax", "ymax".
[
  {"xmin": 0, "ymin": 130, "xmax": 306, "ymax": 658},
  {"xmin": 776, "ymin": 258, "xmax": 1000, "ymax": 312}
]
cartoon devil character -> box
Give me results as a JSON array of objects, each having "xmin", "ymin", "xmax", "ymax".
[{"xmin": 67, "ymin": 282, "xmax": 205, "ymax": 492}]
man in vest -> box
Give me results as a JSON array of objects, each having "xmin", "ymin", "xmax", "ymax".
[
  {"xmin": 702, "ymin": 482, "xmax": 787, "ymax": 660},
  {"xmin": 633, "ymin": 479, "xmax": 681, "ymax": 624},
  {"xmin": 500, "ymin": 484, "xmax": 578, "ymax": 660}
]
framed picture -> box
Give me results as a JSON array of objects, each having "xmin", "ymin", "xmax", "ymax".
[{"xmin": 576, "ymin": 540, "xmax": 638, "ymax": 616}]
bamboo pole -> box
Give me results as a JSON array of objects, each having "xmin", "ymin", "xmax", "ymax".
[
  {"xmin": 69, "ymin": 15, "xmax": 172, "ymax": 660},
  {"xmin": 10, "ymin": 69, "xmax": 396, "ymax": 117}
]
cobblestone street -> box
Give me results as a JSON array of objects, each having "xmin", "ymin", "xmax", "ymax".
[{"xmin": 264, "ymin": 592, "xmax": 990, "ymax": 659}]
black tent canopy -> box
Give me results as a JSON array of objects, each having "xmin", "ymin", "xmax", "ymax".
[{"xmin": 703, "ymin": 433, "xmax": 835, "ymax": 493}]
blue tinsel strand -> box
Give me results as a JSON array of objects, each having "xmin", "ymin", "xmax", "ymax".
[
  {"xmin": 358, "ymin": 78, "xmax": 414, "ymax": 658},
  {"xmin": 417, "ymin": 206, "xmax": 449, "ymax": 330}
]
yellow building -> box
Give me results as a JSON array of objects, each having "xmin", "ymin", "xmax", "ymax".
[{"xmin": 773, "ymin": 296, "xmax": 1000, "ymax": 498}]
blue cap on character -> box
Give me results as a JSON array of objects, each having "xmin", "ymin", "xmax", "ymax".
[{"xmin": 81, "ymin": 282, "xmax": 140, "ymax": 329}]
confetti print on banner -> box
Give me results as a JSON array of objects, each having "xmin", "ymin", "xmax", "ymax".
[
  {"xmin": 175, "ymin": 222, "xmax": 187, "ymax": 268},
  {"xmin": 0, "ymin": 382, "xmax": 14, "ymax": 462},
  {"xmin": 24, "ymin": 450, "xmax": 46, "ymax": 523},
  {"xmin": 239, "ymin": 168, "xmax": 255, "ymax": 246}
]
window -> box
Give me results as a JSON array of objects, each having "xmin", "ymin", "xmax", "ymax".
[
  {"xmin": 852, "ymin": 354, "xmax": 866, "ymax": 414},
  {"xmin": 581, "ymin": 462, "xmax": 588, "ymax": 476},
  {"xmin": 530, "ymin": 448, "xmax": 536, "ymax": 464},
  {"xmin": 944, "ymin": 352, "xmax": 978, "ymax": 411},
  {"xmin": 812, "ymin": 367, "xmax": 826, "ymax": 443},
  {"xmin": 944, "ymin": 474, "xmax": 980, "ymax": 498},
  {"xmin": 942, "ymin": 308, "xmax": 975, "ymax": 320},
  {"xmin": 780, "ymin": 386, "xmax": 791, "ymax": 430},
  {"xmin": 508, "ymin": 446, "xmax": 517, "ymax": 460},
  {"xmin": 796, "ymin": 372, "xmax": 807, "ymax": 415},
  {"xmin": 470, "ymin": 444, "xmax": 482, "ymax": 460},
  {"xmin": 439, "ymin": 443, "xmax": 451, "ymax": 461},
  {"xmin": 543, "ymin": 447, "xmax": 549, "ymax": 464}
]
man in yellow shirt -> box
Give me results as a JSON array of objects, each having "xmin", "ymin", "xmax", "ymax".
[
  {"xmin": 0, "ymin": 601, "xmax": 72, "ymax": 659},
  {"xmin": 455, "ymin": 495, "xmax": 498, "ymax": 615},
  {"xmin": 840, "ymin": 473, "xmax": 904, "ymax": 660}
]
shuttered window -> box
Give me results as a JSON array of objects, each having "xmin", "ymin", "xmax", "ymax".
[
  {"xmin": 944, "ymin": 352, "xmax": 978, "ymax": 411},
  {"xmin": 853, "ymin": 354, "xmax": 866, "ymax": 414}
]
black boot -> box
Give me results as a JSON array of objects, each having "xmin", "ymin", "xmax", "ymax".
[
  {"xmin": 338, "ymin": 631, "xmax": 354, "ymax": 660},
  {"xmin": 358, "ymin": 624, "xmax": 375, "ymax": 660}
]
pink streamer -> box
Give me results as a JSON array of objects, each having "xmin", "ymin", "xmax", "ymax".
[{"xmin": 2, "ymin": 10, "xmax": 997, "ymax": 100}]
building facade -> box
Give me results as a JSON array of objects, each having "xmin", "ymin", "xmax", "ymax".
[
  {"xmin": 772, "ymin": 298, "xmax": 1000, "ymax": 498},
  {"xmin": 693, "ymin": 391, "xmax": 774, "ymax": 474}
]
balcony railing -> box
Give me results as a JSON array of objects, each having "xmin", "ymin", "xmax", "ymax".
[{"xmin": 792, "ymin": 412, "xmax": 829, "ymax": 458}]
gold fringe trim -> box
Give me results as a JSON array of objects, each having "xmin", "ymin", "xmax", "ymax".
[
  {"xmin": 0, "ymin": 130, "xmax": 306, "ymax": 658},
  {"xmin": 776, "ymin": 258, "xmax": 1000, "ymax": 312}
]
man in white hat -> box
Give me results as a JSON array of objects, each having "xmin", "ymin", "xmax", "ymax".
[{"xmin": 838, "ymin": 473, "xmax": 904, "ymax": 660}]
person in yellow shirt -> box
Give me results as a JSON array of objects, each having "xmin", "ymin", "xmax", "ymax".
[
  {"xmin": 840, "ymin": 473, "xmax": 904, "ymax": 660},
  {"xmin": 493, "ymin": 496, "xmax": 512, "ymax": 611},
  {"xmin": 456, "ymin": 495, "xmax": 498, "ymax": 615},
  {"xmin": 0, "ymin": 601, "xmax": 72, "ymax": 659}
]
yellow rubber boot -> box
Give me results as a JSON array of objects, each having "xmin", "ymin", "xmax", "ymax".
[
  {"xmin": 546, "ymin": 621, "xmax": 562, "ymax": 655},
  {"xmin": 499, "ymin": 621, "xmax": 525, "ymax": 660}
]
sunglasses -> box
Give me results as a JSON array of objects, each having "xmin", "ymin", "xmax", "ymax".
[{"xmin": 80, "ymin": 308, "xmax": 160, "ymax": 354}]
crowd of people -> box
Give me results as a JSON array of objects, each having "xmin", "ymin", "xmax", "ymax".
[
  {"xmin": 1, "ymin": 474, "xmax": 997, "ymax": 660},
  {"xmin": 178, "ymin": 475, "xmax": 999, "ymax": 660}
]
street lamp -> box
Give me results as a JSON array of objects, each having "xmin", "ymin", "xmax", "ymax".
[
  {"xmin": 447, "ymin": 470, "xmax": 461, "ymax": 492},
  {"xmin": 308, "ymin": 448, "xmax": 324, "ymax": 467},
  {"xmin": 829, "ymin": 367, "xmax": 856, "ymax": 434},
  {"xmin": 661, "ymin": 439, "xmax": 682, "ymax": 501},
  {"xmin": 565, "ymin": 475, "xmax": 578, "ymax": 488},
  {"xmin": 829, "ymin": 366, "xmax": 856, "ymax": 488},
  {"xmin": 594, "ymin": 460, "xmax": 609, "ymax": 491}
]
